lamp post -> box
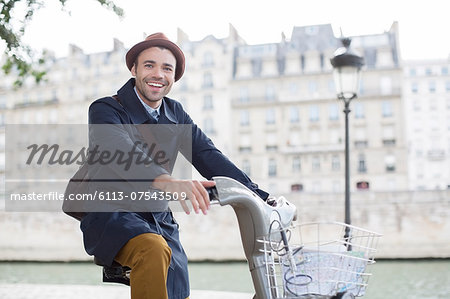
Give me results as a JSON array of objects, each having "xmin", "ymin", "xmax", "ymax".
[{"xmin": 330, "ymin": 38, "xmax": 364, "ymax": 244}]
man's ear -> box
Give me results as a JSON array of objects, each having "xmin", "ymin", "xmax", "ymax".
[{"xmin": 131, "ymin": 63, "xmax": 137, "ymax": 76}]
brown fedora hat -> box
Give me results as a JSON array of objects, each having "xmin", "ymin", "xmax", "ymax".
[{"xmin": 126, "ymin": 32, "xmax": 185, "ymax": 81}]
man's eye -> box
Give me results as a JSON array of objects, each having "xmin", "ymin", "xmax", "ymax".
[{"xmin": 144, "ymin": 64, "xmax": 153, "ymax": 68}]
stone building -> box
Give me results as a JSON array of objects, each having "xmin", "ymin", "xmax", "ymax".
[
  {"xmin": 403, "ymin": 58, "xmax": 450, "ymax": 190},
  {"xmin": 230, "ymin": 22, "xmax": 407, "ymax": 194},
  {"xmin": 171, "ymin": 25, "xmax": 246, "ymax": 162},
  {"xmin": 1, "ymin": 22, "xmax": 448, "ymax": 197}
]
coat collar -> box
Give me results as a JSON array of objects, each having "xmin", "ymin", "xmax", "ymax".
[{"xmin": 116, "ymin": 78, "xmax": 178, "ymax": 124}]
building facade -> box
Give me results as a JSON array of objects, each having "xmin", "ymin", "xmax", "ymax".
[
  {"xmin": 230, "ymin": 22, "xmax": 407, "ymax": 194},
  {"xmin": 403, "ymin": 58, "xmax": 450, "ymax": 190},
  {"xmin": 171, "ymin": 25, "xmax": 246, "ymax": 158},
  {"xmin": 1, "ymin": 22, "xmax": 448, "ymax": 197}
]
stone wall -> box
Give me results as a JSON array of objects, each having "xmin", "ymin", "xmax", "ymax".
[{"xmin": 0, "ymin": 190, "xmax": 449, "ymax": 261}]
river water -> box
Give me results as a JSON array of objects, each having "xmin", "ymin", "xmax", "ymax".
[{"xmin": 0, "ymin": 260, "xmax": 449, "ymax": 298}]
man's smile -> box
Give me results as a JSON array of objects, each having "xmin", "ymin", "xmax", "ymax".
[{"xmin": 147, "ymin": 81, "xmax": 164, "ymax": 88}]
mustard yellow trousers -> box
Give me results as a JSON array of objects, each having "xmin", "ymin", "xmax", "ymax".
[{"xmin": 115, "ymin": 233, "xmax": 189, "ymax": 299}]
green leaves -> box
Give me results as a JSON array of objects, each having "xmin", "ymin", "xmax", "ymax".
[{"xmin": 0, "ymin": 0, "xmax": 123, "ymax": 88}]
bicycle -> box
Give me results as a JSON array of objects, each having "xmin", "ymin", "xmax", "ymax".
[{"xmin": 96, "ymin": 176, "xmax": 381, "ymax": 299}]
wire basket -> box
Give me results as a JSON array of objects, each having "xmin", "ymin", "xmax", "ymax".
[{"xmin": 259, "ymin": 222, "xmax": 381, "ymax": 299}]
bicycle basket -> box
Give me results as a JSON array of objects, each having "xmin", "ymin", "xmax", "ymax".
[{"xmin": 259, "ymin": 221, "xmax": 381, "ymax": 299}]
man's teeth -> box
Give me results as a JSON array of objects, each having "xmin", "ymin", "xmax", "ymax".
[{"xmin": 148, "ymin": 82, "xmax": 163, "ymax": 87}]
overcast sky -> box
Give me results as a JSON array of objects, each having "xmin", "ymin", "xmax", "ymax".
[{"xmin": 20, "ymin": 0, "xmax": 449, "ymax": 60}]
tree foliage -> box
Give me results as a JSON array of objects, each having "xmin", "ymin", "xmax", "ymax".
[{"xmin": 0, "ymin": 0, "xmax": 123, "ymax": 87}]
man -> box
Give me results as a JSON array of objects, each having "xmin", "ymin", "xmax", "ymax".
[{"xmin": 81, "ymin": 33, "xmax": 268, "ymax": 299}]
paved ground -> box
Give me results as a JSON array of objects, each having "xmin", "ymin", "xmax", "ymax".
[{"xmin": 0, "ymin": 284, "xmax": 253, "ymax": 299}]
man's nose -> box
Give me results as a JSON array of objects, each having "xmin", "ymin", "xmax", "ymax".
[{"xmin": 151, "ymin": 67, "xmax": 164, "ymax": 78}]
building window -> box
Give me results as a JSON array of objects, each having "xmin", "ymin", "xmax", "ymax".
[
  {"xmin": 358, "ymin": 153, "xmax": 367, "ymax": 173},
  {"xmin": 312, "ymin": 181, "xmax": 321, "ymax": 193},
  {"xmin": 203, "ymin": 118, "xmax": 215, "ymax": 135},
  {"xmin": 329, "ymin": 128, "xmax": 341, "ymax": 144},
  {"xmin": 385, "ymin": 155, "xmax": 396, "ymax": 172},
  {"xmin": 380, "ymin": 77, "xmax": 392, "ymax": 95},
  {"xmin": 364, "ymin": 48, "xmax": 377, "ymax": 68},
  {"xmin": 411, "ymin": 82, "xmax": 418, "ymax": 93},
  {"xmin": 239, "ymin": 87, "xmax": 249, "ymax": 103},
  {"xmin": 355, "ymin": 140, "xmax": 368, "ymax": 148},
  {"xmin": 354, "ymin": 128, "xmax": 367, "ymax": 148},
  {"xmin": 382, "ymin": 125, "xmax": 395, "ymax": 146},
  {"xmin": 332, "ymin": 181, "xmax": 341, "ymax": 193},
  {"xmin": 239, "ymin": 146, "xmax": 252, "ymax": 153},
  {"xmin": 409, "ymin": 68, "xmax": 416, "ymax": 76},
  {"xmin": 240, "ymin": 110, "xmax": 250, "ymax": 126},
  {"xmin": 425, "ymin": 67, "xmax": 432, "ymax": 75},
  {"xmin": 383, "ymin": 140, "xmax": 396, "ymax": 147},
  {"xmin": 68, "ymin": 87, "xmax": 74, "ymax": 99},
  {"xmin": 381, "ymin": 101, "xmax": 393, "ymax": 117},
  {"xmin": 49, "ymin": 109, "xmax": 58, "ymax": 123},
  {"xmin": 300, "ymin": 54, "xmax": 305, "ymax": 72},
  {"xmin": 289, "ymin": 83, "xmax": 299, "ymax": 95},
  {"xmin": 268, "ymin": 158, "xmax": 277, "ymax": 177},
  {"xmin": 242, "ymin": 159, "xmax": 251, "ymax": 176},
  {"xmin": 357, "ymin": 181, "xmax": 370, "ymax": 190},
  {"xmin": 202, "ymin": 51, "xmax": 214, "ymax": 67},
  {"xmin": 292, "ymin": 156, "xmax": 301, "ymax": 172},
  {"xmin": 251, "ymin": 58, "xmax": 262, "ymax": 77},
  {"xmin": 354, "ymin": 102, "xmax": 365, "ymax": 119},
  {"xmin": 288, "ymin": 132, "xmax": 300, "ymax": 147},
  {"xmin": 309, "ymin": 105, "xmax": 319, "ymax": 122},
  {"xmin": 0, "ymin": 95, "xmax": 6, "ymax": 108},
  {"xmin": 331, "ymin": 155, "xmax": 340, "ymax": 171},
  {"xmin": 441, "ymin": 66, "xmax": 448, "ymax": 75},
  {"xmin": 238, "ymin": 135, "xmax": 252, "ymax": 152},
  {"xmin": 328, "ymin": 79, "xmax": 335, "ymax": 93},
  {"xmin": 312, "ymin": 156, "xmax": 320, "ymax": 171},
  {"xmin": 309, "ymin": 130, "xmax": 320, "ymax": 144},
  {"xmin": 429, "ymin": 99, "xmax": 437, "ymax": 111},
  {"xmin": 428, "ymin": 81, "xmax": 436, "ymax": 93},
  {"xmin": 239, "ymin": 134, "xmax": 252, "ymax": 153},
  {"xmin": 266, "ymin": 108, "xmax": 276, "ymax": 124},
  {"xmin": 291, "ymin": 184, "xmax": 303, "ymax": 192},
  {"xmin": 320, "ymin": 53, "xmax": 325, "ymax": 70},
  {"xmin": 446, "ymin": 81, "xmax": 450, "ymax": 92},
  {"xmin": 308, "ymin": 80, "xmax": 318, "ymax": 95},
  {"xmin": 277, "ymin": 55, "xmax": 285, "ymax": 75},
  {"xmin": 202, "ymin": 72, "xmax": 214, "ymax": 88},
  {"xmin": 328, "ymin": 104, "xmax": 339, "ymax": 121},
  {"xmin": 265, "ymin": 133, "xmax": 278, "ymax": 151},
  {"xmin": 203, "ymin": 95, "xmax": 213, "ymax": 110},
  {"xmin": 265, "ymin": 85, "xmax": 276, "ymax": 101},
  {"xmin": 358, "ymin": 79, "xmax": 365, "ymax": 95},
  {"xmin": 289, "ymin": 106, "xmax": 300, "ymax": 123}
]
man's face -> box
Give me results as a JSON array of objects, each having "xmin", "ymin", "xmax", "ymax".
[{"xmin": 131, "ymin": 47, "xmax": 176, "ymax": 108}]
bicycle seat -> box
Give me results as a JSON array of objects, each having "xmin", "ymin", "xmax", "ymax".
[
  {"xmin": 94, "ymin": 256, "xmax": 131, "ymax": 286},
  {"xmin": 94, "ymin": 256, "xmax": 123, "ymax": 268}
]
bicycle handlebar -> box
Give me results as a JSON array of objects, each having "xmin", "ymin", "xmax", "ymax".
[{"xmin": 206, "ymin": 186, "xmax": 219, "ymax": 202}]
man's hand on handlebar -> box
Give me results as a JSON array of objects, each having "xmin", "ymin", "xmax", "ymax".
[{"xmin": 153, "ymin": 174, "xmax": 215, "ymax": 215}]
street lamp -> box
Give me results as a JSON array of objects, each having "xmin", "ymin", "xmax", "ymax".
[{"xmin": 330, "ymin": 37, "xmax": 364, "ymax": 244}]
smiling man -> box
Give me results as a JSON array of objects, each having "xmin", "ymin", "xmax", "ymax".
[
  {"xmin": 80, "ymin": 33, "xmax": 269, "ymax": 299},
  {"xmin": 131, "ymin": 46, "xmax": 176, "ymax": 107}
]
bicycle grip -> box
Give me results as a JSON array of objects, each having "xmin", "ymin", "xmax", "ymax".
[{"xmin": 206, "ymin": 186, "xmax": 219, "ymax": 201}]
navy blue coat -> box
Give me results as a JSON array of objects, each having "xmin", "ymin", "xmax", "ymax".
[{"xmin": 81, "ymin": 78, "xmax": 268, "ymax": 299}]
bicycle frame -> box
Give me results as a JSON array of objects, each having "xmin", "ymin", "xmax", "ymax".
[{"xmin": 211, "ymin": 176, "xmax": 297, "ymax": 299}]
